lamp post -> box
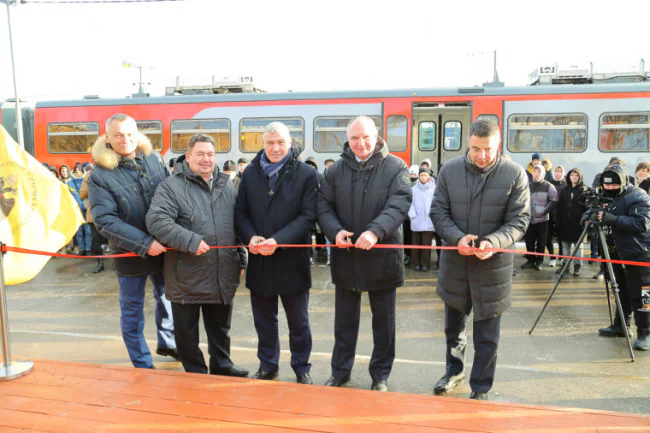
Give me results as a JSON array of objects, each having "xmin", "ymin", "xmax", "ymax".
[
  {"xmin": 3, "ymin": 0, "xmax": 24, "ymax": 148},
  {"xmin": 122, "ymin": 60, "xmax": 150, "ymax": 98}
]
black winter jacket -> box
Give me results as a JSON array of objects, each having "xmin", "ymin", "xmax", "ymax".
[
  {"xmin": 146, "ymin": 161, "xmax": 247, "ymax": 304},
  {"xmin": 430, "ymin": 154, "xmax": 530, "ymax": 321},
  {"xmin": 317, "ymin": 138, "xmax": 412, "ymax": 292},
  {"xmin": 88, "ymin": 136, "xmax": 168, "ymax": 277},
  {"xmin": 235, "ymin": 145, "xmax": 319, "ymax": 296},
  {"xmin": 602, "ymin": 186, "xmax": 650, "ymax": 261},
  {"xmin": 556, "ymin": 168, "xmax": 589, "ymax": 243}
]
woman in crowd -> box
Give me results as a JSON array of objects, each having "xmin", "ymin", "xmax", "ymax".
[
  {"xmin": 408, "ymin": 168, "xmax": 436, "ymax": 272},
  {"xmin": 67, "ymin": 163, "xmax": 92, "ymax": 256},
  {"xmin": 556, "ymin": 167, "xmax": 589, "ymax": 277},
  {"xmin": 547, "ymin": 165, "xmax": 567, "ymax": 267}
]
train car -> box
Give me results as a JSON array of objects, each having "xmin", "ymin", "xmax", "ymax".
[
  {"xmin": 6, "ymin": 81, "xmax": 650, "ymax": 183},
  {"xmin": 1, "ymin": 100, "xmax": 36, "ymax": 157}
]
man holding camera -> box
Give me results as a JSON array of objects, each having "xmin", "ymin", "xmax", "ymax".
[{"xmin": 589, "ymin": 164, "xmax": 650, "ymax": 351}]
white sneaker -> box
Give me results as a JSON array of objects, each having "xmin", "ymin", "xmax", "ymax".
[
  {"xmin": 326, "ymin": 257, "xmax": 330, "ymax": 266},
  {"xmin": 548, "ymin": 259, "xmax": 557, "ymax": 267}
]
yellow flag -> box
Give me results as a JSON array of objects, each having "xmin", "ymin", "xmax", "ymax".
[{"xmin": 0, "ymin": 125, "xmax": 84, "ymax": 285}]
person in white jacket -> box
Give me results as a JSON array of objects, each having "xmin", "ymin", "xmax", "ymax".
[{"xmin": 408, "ymin": 168, "xmax": 436, "ymax": 271}]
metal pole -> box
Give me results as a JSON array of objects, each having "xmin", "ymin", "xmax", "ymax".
[
  {"xmin": 138, "ymin": 66, "xmax": 144, "ymax": 95},
  {"xmin": 0, "ymin": 244, "xmax": 11, "ymax": 367},
  {"xmin": 5, "ymin": 0, "xmax": 25, "ymax": 148},
  {"xmin": 0, "ymin": 243, "xmax": 34, "ymax": 380}
]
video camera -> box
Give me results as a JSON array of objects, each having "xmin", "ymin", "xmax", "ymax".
[{"xmin": 583, "ymin": 188, "xmax": 614, "ymax": 212}]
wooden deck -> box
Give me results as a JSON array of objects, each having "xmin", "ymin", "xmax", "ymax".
[{"xmin": 0, "ymin": 359, "xmax": 648, "ymax": 433}]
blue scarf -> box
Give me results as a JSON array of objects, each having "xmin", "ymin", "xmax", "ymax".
[{"xmin": 260, "ymin": 151, "xmax": 291, "ymax": 189}]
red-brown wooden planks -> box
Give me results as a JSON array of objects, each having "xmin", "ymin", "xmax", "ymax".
[{"xmin": 0, "ymin": 359, "xmax": 648, "ymax": 433}]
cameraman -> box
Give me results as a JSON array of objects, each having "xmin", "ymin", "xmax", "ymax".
[{"xmin": 586, "ymin": 164, "xmax": 650, "ymax": 351}]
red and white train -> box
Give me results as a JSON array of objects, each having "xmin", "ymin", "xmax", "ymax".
[{"xmin": 2, "ymin": 78, "xmax": 650, "ymax": 182}]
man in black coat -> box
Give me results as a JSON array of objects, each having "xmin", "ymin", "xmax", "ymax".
[
  {"xmin": 146, "ymin": 135, "xmax": 249, "ymax": 377},
  {"xmin": 430, "ymin": 119, "xmax": 530, "ymax": 400},
  {"xmin": 235, "ymin": 122, "xmax": 319, "ymax": 384},
  {"xmin": 88, "ymin": 114, "xmax": 177, "ymax": 369},
  {"xmin": 318, "ymin": 116, "xmax": 412, "ymax": 392}
]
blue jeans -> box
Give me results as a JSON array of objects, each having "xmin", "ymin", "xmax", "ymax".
[
  {"xmin": 117, "ymin": 272, "xmax": 175, "ymax": 368},
  {"xmin": 75, "ymin": 223, "xmax": 92, "ymax": 252}
]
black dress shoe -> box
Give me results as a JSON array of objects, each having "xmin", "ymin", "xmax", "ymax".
[
  {"xmin": 371, "ymin": 379, "xmax": 388, "ymax": 392},
  {"xmin": 433, "ymin": 373, "xmax": 465, "ymax": 395},
  {"xmin": 296, "ymin": 373, "xmax": 313, "ymax": 384},
  {"xmin": 156, "ymin": 347, "xmax": 180, "ymax": 361},
  {"xmin": 250, "ymin": 368, "xmax": 279, "ymax": 380},
  {"xmin": 469, "ymin": 391, "xmax": 488, "ymax": 400},
  {"xmin": 324, "ymin": 375, "xmax": 350, "ymax": 387},
  {"xmin": 213, "ymin": 365, "xmax": 249, "ymax": 378}
]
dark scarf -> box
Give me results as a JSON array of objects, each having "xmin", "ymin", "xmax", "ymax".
[{"xmin": 260, "ymin": 151, "xmax": 291, "ymax": 188}]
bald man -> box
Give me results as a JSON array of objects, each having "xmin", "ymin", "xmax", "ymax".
[{"xmin": 318, "ymin": 116, "xmax": 412, "ymax": 392}]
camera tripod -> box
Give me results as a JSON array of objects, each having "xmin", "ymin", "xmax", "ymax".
[{"xmin": 529, "ymin": 218, "xmax": 635, "ymax": 362}]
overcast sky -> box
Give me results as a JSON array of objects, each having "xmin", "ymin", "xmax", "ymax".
[{"xmin": 1, "ymin": 0, "xmax": 649, "ymax": 100}]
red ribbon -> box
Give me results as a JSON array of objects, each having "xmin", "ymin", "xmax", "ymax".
[{"xmin": 2, "ymin": 243, "xmax": 649, "ymax": 268}]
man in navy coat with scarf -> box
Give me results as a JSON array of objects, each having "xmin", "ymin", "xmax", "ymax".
[{"xmin": 235, "ymin": 121, "xmax": 319, "ymax": 385}]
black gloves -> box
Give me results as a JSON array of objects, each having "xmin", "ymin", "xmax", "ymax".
[
  {"xmin": 579, "ymin": 213, "xmax": 590, "ymax": 227},
  {"xmin": 601, "ymin": 212, "xmax": 618, "ymax": 226}
]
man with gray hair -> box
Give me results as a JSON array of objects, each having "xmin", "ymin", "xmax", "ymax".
[
  {"xmin": 235, "ymin": 121, "xmax": 319, "ymax": 384},
  {"xmin": 430, "ymin": 118, "xmax": 530, "ymax": 400},
  {"xmin": 318, "ymin": 116, "xmax": 412, "ymax": 392},
  {"xmin": 88, "ymin": 113, "xmax": 177, "ymax": 369}
]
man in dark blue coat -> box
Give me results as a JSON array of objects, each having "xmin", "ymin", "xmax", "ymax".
[
  {"xmin": 318, "ymin": 116, "xmax": 412, "ymax": 392},
  {"xmin": 235, "ymin": 121, "xmax": 318, "ymax": 384},
  {"xmin": 88, "ymin": 114, "xmax": 176, "ymax": 369}
]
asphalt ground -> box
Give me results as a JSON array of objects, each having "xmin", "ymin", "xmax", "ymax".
[{"xmin": 4, "ymin": 247, "xmax": 649, "ymax": 415}]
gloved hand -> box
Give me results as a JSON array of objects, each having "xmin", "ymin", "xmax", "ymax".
[
  {"xmin": 579, "ymin": 212, "xmax": 590, "ymax": 227},
  {"xmin": 601, "ymin": 212, "xmax": 618, "ymax": 226}
]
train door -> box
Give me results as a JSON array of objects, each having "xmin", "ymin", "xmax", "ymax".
[{"xmin": 411, "ymin": 105, "xmax": 470, "ymax": 176}]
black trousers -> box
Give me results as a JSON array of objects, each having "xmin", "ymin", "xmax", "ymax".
[
  {"xmin": 545, "ymin": 217, "xmax": 562, "ymax": 260},
  {"xmin": 403, "ymin": 221, "xmax": 412, "ymax": 258},
  {"xmin": 525, "ymin": 221, "xmax": 549, "ymax": 264},
  {"xmin": 434, "ymin": 233, "xmax": 442, "ymax": 266},
  {"xmin": 171, "ymin": 302, "xmax": 233, "ymax": 374},
  {"xmin": 411, "ymin": 231, "xmax": 434, "ymax": 268},
  {"xmin": 89, "ymin": 223, "xmax": 106, "ymax": 256},
  {"xmin": 250, "ymin": 290, "xmax": 312, "ymax": 375},
  {"xmin": 607, "ymin": 264, "xmax": 650, "ymax": 327},
  {"xmin": 444, "ymin": 304, "xmax": 501, "ymax": 393},
  {"xmin": 331, "ymin": 286, "xmax": 396, "ymax": 381}
]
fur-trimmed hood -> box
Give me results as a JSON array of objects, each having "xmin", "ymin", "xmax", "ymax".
[
  {"xmin": 91, "ymin": 134, "xmax": 153, "ymax": 170},
  {"xmin": 526, "ymin": 158, "xmax": 552, "ymax": 174}
]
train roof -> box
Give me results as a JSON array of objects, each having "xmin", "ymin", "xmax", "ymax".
[{"xmin": 34, "ymin": 82, "xmax": 650, "ymax": 108}]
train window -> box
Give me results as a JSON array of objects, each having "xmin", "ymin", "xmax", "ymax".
[
  {"xmin": 477, "ymin": 114, "xmax": 499, "ymax": 126},
  {"xmin": 418, "ymin": 121, "xmax": 436, "ymax": 150},
  {"xmin": 444, "ymin": 121, "xmax": 462, "ymax": 151},
  {"xmin": 136, "ymin": 120, "xmax": 162, "ymax": 152},
  {"xmin": 47, "ymin": 122, "xmax": 99, "ymax": 154},
  {"xmin": 599, "ymin": 113, "xmax": 650, "ymax": 152},
  {"xmin": 507, "ymin": 114, "xmax": 587, "ymax": 152},
  {"xmin": 386, "ymin": 116, "xmax": 407, "ymax": 151},
  {"xmin": 241, "ymin": 118, "xmax": 305, "ymax": 153},
  {"xmin": 171, "ymin": 119, "xmax": 230, "ymax": 153},
  {"xmin": 313, "ymin": 116, "xmax": 382, "ymax": 152}
]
